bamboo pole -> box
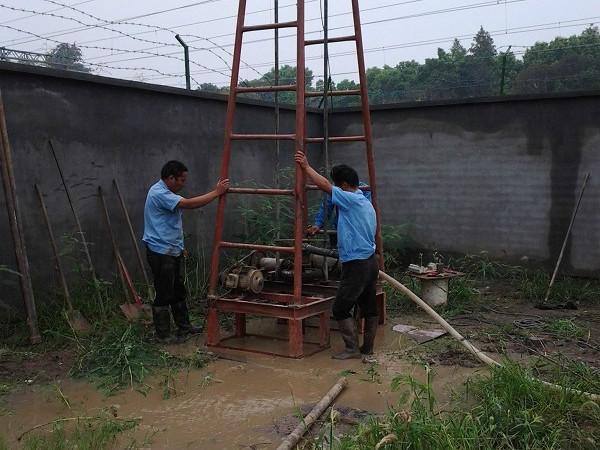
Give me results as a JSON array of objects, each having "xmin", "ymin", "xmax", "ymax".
[
  {"xmin": 0, "ymin": 89, "xmax": 40, "ymax": 344},
  {"xmin": 543, "ymin": 172, "xmax": 590, "ymax": 303},
  {"xmin": 277, "ymin": 377, "xmax": 348, "ymax": 450}
]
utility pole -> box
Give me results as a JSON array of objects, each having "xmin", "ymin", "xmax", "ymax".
[
  {"xmin": 175, "ymin": 34, "xmax": 191, "ymax": 90},
  {"xmin": 500, "ymin": 45, "xmax": 512, "ymax": 96}
]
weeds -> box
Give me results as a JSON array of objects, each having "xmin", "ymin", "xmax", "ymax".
[
  {"xmin": 21, "ymin": 414, "xmax": 140, "ymax": 450},
  {"xmin": 332, "ymin": 362, "xmax": 600, "ymax": 450},
  {"xmin": 70, "ymin": 322, "xmax": 214, "ymax": 394},
  {"xmin": 545, "ymin": 319, "xmax": 587, "ymax": 340}
]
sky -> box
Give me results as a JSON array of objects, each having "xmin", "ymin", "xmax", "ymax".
[{"xmin": 0, "ymin": 0, "xmax": 598, "ymax": 89}]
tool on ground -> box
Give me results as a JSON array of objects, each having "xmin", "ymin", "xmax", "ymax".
[
  {"xmin": 379, "ymin": 270, "xmax": 600, "ymax": 401},
  {"xmin": 99, "ymin": 186, "xmax": 150, "ymax": 321},
  {"xmin": 35, "ymin": 184, "xmax": 91, "ymax": 333},
  {"xmin": 543, "ymin": 172, "xmax": 590, "ymax": 304},
  {"xmin": 113, "ymin": 178, "xmax": 153, "ymax": 300},
  {"xmin": 49, "ymin": 139, "xmax": 104, "ymax": 308},
  {"xmin": 0, "ymin": 90, "xmax": 40, "ymax": 343},
  {"xmin": 118, "ymin": 253, "xmax": 151, "ymax": 321},
  {"xmin": 276, "ymin": 377, "xmax": 348, "ymax": 450}
]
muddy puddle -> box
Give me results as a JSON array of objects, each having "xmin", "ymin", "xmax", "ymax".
[{"xmin": 0, "ymin": 318, "xmax": 482, "ymax": 449}]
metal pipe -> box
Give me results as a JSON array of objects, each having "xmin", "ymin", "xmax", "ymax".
[
  {"xmin": 302, "ymin": 243, "xmax": 338, "ymax": 259},
  {"xmin": 0, "ymin": 90, "xmax": 40, "ymax": 344},
  {"xmin": 242, "ymin": 20, "xmax": 296, "ymax": 32},
  {"xmin": 175, "ymin": 34, "xmax": 191, "ymax": 90},
  {"xmin": 274, "ymin": 0, "xmax": 281, "ymax": 267},
  {"xmin": 351, "ymin": 0, "xmax": 384, "ymax": 269},
  {"xmin": 293, "ymin": 0, "xmax": 306, "ymax": 303},
  {"xmin": 220, "ymin": 241, "xmax": 294, "ymax": 253},
  {"xmin": 305, "ymin": 35, "xmax": 355, "ymax": 46},
  {"xmin": 322, "ymin": 0, "xmax": 330, "ymax": 282},
  {"xmin": 227, "ymin": 187, "xmax": 294, "ymax": 195},
  {"xmin": 208, "ymin": 0, "xmax": 248, "ymax": 297},
  {"xmin": 113, "ymin": 179, "xmax": 152, "ymax": 299}
]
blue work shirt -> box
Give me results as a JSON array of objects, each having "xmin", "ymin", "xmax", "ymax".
[
  {"xmin": 331, "ymin": 186, "xmax": 376, "ymax": 263},
  {"xmin": 314, "ymin": 181, "xmax": 371, "ymax": 229},
  {"xmin": 143, "ymin": 180, "xmax": 184, "ymax": 256}
]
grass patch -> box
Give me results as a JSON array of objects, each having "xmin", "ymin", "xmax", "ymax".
[
  {"xmin": 20, "ymin": 414, "xmax": 140, "ymax": 450},
  {"xmin": 329, "ymin": 362, "xmax": 600, "ymax": 450},
  {"xmin": 544, "ymin": 319, "xmax": 587, "ymax": 340},
  {"xmin": 70, "ymin": 321, "xmax": 214, "ymax": 395}
]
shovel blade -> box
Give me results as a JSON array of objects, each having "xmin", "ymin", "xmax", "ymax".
[
  {"xmin": 67, "ymin": 309, "xmax": 92, "ymax": 334},
  {"xmin": 120, "ymin": 303, "xmax": 153, "ymax": 322}
]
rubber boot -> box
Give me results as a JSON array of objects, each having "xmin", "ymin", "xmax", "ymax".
[
  {"xmin": 360, "ymin": 316, "xmax": 379, "ymax": 364},
  {"xmin": 332, "ymin": 318, "xmax": 361, "ymax": 360},
  {"xmin": 171, "ymin": 301, "xmax": 202, "ymax": 338},
  {"xmin": 152, "ymin": 306, "xmax": 178, "ymax": 344}
]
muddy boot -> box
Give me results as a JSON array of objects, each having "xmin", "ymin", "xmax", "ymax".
[
  {"xmin": 171, "ymin": 301, "xmax": 202, "ymax": 338},
  {"xmin": 153, "ymin": 306, "xmax": 178, "ymax": 344},
  {"xmin": 332, "ymin": 318, "xmax": 361, "ymax": 360},
  {"xmin": 360, "ymin": 316, "xmax": 379, "ymax": 364}
]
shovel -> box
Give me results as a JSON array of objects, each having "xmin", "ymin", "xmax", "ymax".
[
  {"xmin": 98, "ymin": 186, "xmax": 151, "ymax": 321},
  {"xmin": 118, "ymin": 253, "xmax": 152, "ymax": 321},
  {"xmin": 35, "ymin": 184, "xmax": 91, "ymax": 333}
]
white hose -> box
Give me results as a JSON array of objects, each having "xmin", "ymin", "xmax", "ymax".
[{"xmin": 379, "ymin": 270, "xmax": 600, "ymax": 402}]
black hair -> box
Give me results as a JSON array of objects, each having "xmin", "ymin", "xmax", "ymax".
[
  {"xmin": 161, "ymin": 160, "xmax": 188, "ymax": 179},
  {"xmin": 330, "ymin": 164, "xmax": 359, "ymax": 187}
]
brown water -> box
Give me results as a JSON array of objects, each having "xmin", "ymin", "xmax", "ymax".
[{"xmin": 0, "ymin": 319, "xmax": 480, "ymax": 449}]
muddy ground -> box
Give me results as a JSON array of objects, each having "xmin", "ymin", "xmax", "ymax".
[{"xmin": 1, "ymin": 278, "xmax": 599, "ymax": 449}]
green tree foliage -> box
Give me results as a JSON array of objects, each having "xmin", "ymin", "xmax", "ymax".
[
  {"xmin": 198, "ymin": 26, "xmax": 600, "ymax": 105},
  {"xmin": 44, "ymin": 43, "xmax": 90, "ymax": 73}
]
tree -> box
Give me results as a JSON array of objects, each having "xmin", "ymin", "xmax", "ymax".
[{"xmin": 44, "ymin": 43, "xmax": 90, "ymax": 72}]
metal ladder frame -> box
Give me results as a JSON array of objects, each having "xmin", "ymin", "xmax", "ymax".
[{"xmin": 206, "ymin": 0, "xmax": 383, "ymax": 358}]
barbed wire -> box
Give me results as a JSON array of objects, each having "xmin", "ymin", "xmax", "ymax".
[
  {"xmin": 0, "ymin": 22, "xmax": 231, "ymax": 79},
  {"xmin": 1, "ymin": 0, "xmax": 223, "ymax": 47}
]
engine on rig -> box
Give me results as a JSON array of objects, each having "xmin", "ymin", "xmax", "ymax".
[{"xmin": 220, "ymin": 243, "xmax": 340, "ymax": 295}]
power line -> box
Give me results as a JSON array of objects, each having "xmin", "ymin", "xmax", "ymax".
[
  {"xmin": 143, "ymin": 17, "xmax": 599, "ymax": 81},
  {"xmin": 77, "ymin": 0, "xmax": 319, "ymax": 47},
  {"xmin": 90, "ymin": 0, "xmax": 528, "ymax": 66},
  {"xmin": 0, "ymin": 0, "xmax": 97, "ymax": 25}
]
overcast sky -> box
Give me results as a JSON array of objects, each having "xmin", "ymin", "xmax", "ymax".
[{"xmin": 0, "ymin": 0, "xmax": 598, "ymax": 89}]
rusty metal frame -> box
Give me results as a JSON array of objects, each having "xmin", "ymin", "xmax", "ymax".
[{"xmin": 206, "ymin": 0, "xmax": 383, "ymax": 358}]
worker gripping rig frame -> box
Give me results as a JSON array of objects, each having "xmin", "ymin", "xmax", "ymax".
[{"xmin": 206, "ymin": 0, "xmax": 384, "ymax": 358}]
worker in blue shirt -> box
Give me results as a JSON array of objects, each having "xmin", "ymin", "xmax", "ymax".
[
  {"xmin": 143, "ymin": 160, "xmax": 229, "ymax": 344},
  {"xmin": 296, "ymin": 150, "xmax": 379, "ymax": 362},
  {"xmin": 308, "ymin": 181, "xmax": 372, "ymax": 247}
]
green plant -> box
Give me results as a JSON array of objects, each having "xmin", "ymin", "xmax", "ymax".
[
  {"xmin": 70, "ymin": 322, "xmax": 213, "ymax": 394},
  {"xmin": 336, "ymin": 362, "xmax": 600, "ymax": 450},
  {"xmin": 453, "ymin": 252, "xmax": 522, "ymax": 280},
  {"xmin": 544, "ymin": 319, "xmax": 587, "ymax": 340},
  {"xmin": 22, "ymin": 415, "xmax": 139, "ymax": 450}
]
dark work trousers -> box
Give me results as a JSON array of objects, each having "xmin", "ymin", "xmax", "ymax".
[
  {"xmin": 146, "ymin": 247, "xmax": 186, "ymax": 307},
  {"xmin": 332, "ymin": 254, "xmax": 379, "ymax": 320}
]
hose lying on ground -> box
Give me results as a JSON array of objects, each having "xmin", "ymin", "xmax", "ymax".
[{"xmin": 379, "ymin": 270, "xmax": 600, "ymax": 402}]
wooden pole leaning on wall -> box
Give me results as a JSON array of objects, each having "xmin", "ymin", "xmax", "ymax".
[{"xmin": 0, "ymin": 89, "xmax": 41, "ymax": 344}]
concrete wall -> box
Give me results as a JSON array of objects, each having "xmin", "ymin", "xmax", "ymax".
[
  {"xmin": 0, "ymin": 62, "xmax": 322, "ymax": 314},
  {"xmin": 3, "ymin": 61, "xmax": 600, "ymax": 316},
  {"xmin": 330, "ymin": 94, "xmax": 600, "ymax": 275}
]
